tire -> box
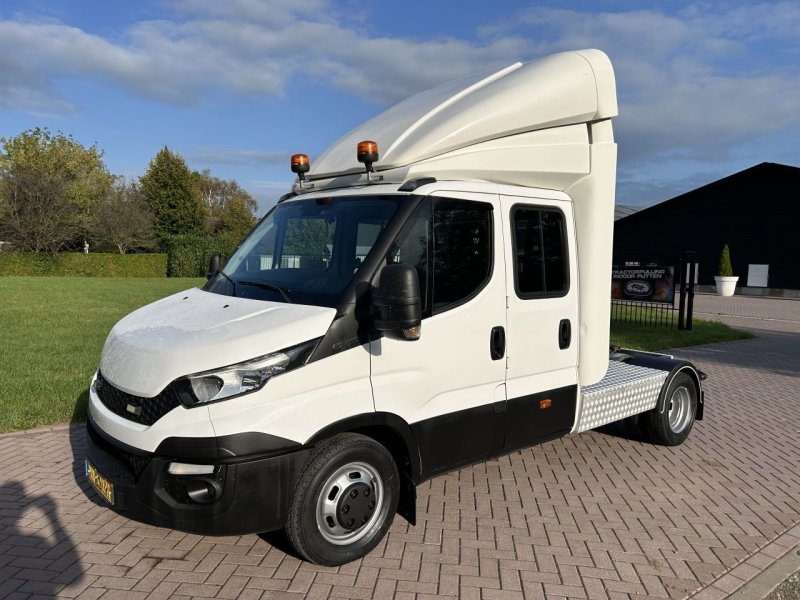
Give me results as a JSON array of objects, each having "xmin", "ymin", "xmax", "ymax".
[
  {"xmin": 285, "ymin": 433, "xmax": 399, "ymax": 566},
  {"xmin": 642, "ymin": 372, "xmax": 698, "ymax": 446}
]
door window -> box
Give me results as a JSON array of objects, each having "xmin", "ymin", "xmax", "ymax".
[
  {"xmin": 388, "ymin": 197, "xmax": 493, "ymax": 316},
  {"xmin": 432, "ymin": 199, "xmax": 493, "ymax": 311},
  {"xmin": 512, "ymin": 207, "xmax": 569, "ymax": 298}
]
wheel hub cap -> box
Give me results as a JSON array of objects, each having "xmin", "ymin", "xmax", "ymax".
[
  {"xmin": 336, "ymin": 482, "xmax": 375, "ymax": 530},
  {"xmin": 315, "ymin": 461, "xmax": 384, "ymax": 545},
  {"xmin": 668, "ymin": 385, "xmax": 693, "ymax": 433}
]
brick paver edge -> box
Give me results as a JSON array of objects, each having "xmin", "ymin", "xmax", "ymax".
[
  {"xmin": 686, "ymin": 521, "xmax": 800, "ymax": 599},
  {"xmin": 0, "ymin": 422, "xmax": 73, "ymax": 438}
]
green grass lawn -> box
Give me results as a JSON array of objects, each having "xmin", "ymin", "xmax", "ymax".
[
  {"xmin": 0, "ymin": 276, "xmax": 204, "ymax": 432},
  {"xmin": 610, "ymin": 318, "xmax": 753, "ymax": 351},
  {"xmin": 609, "ymin": 303, "xmax": 753, "ymax": 351},
  {"xmin": 0, "ymin": 277, "xmax": 752, "ymax": 432}
]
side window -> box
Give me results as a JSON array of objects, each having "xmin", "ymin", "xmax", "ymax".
[
  {"xmin": 386, "ymin": 196, "xmax": 493, "ymax": 317},
  {"xmin": 387, "ymin": 199, "xmax": 432, "ymax": 316},
  {"xmin": 513, "ymin": 206, "xmax": 568, "ymax": 297},
  {"xmin": 432, "ymin": 198, "xmax": 493, "ymax": 312},
  {"xmin": 355, "ymin": 220, "xmax": 388, "ymax": 272}
]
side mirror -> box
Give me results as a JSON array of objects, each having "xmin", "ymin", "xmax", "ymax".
[
  {"xmin": 207, "ymin": 253, "xmax": 221, "ymax": 280},
  {"xmin": 372, "ymin": 263, "xmax": 422, "ymax": 340}
]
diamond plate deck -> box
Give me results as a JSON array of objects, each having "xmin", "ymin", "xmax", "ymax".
[{"xmin": 576, "ymin": 360, "xmax": 668, "ymax": 431}]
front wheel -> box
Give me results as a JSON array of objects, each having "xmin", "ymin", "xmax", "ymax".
[
  {"xmin": 285, "ymin": 433, "xmax": 399, "ymax": 565},
  {"xmin": 643, "ymin": 372, "xmax": 698, "ymax": 446}
]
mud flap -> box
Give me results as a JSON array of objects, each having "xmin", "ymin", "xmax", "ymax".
[{"xmin": 397, "ymin": 473, "xmax": 417, "ymax": 526}]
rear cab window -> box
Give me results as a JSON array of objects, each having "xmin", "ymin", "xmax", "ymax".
[{"xmin": 512, "ymin": 206, "xmax": 569, "ymax": 298}]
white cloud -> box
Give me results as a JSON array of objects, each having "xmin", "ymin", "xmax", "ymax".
[
  {"xmin": 1, "ymin": 1, "xmax": 798, "ymax": 200},
  {"xmin": 495, "ymin": 6, "xmax": 800, "ymax": 168},
  {"xmin": 0, "ymin": 5, "xmax": 522, "ymax": 109}
]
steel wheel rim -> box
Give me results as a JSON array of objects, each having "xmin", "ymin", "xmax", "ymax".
[
  {"xmin": 668, "ymin": 386, "xmax": 693, "ymax": 433},
  {"xmin": 315, "ymin": 461, "xmax": 383, "ymax": 546}
]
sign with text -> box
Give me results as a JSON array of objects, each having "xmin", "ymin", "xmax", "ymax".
[{"xmin": 611, "ymin": 266, "xmax": 675, "ymax": 304}]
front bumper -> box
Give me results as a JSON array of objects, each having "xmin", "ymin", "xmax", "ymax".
[{"xmin": 85, "ymin": 415, "xmax": 311, "ymax": 536}]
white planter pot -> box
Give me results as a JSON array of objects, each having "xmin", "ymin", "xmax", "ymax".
[{"xmin": 714, "ymin": 276, "xmax": 738, "ymax": 297}]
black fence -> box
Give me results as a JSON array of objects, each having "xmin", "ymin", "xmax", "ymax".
[
  {"xmin": 611, "ymin": 253, "xmax": 697, "ymax": 330},
  {"xmin": 611, "ymin": 300, "xmax": 678, "ymax": 328}
]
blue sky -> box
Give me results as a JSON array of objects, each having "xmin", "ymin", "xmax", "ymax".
[{"xmin": 1, "ymin": 1, "xmax": 798, "ymax": 213}]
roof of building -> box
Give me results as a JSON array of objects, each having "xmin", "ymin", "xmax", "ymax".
[
  {"xmin": 614, "ymin": 205, "xmax": 642, "ymax": 220},
  {"xmin": 616, "ymin": 162, "xmax": 800, "ymax": 223}
]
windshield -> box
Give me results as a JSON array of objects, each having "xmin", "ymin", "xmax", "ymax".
[{"xmin": 206, "ymin": 195, "xmax": 403, "ymax": 307}]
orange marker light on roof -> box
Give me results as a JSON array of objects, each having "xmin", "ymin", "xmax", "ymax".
[
  {"xmin": 290, "ymin": 154, "xmax": 310, "ymax": 181},
  {"xmin": 357, "ymin": 140, "xmax": 379, "ymax": 172}
]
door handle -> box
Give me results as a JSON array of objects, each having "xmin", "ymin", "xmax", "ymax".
[
  {"xmin": 558, "ymin": 319, "xmax": 571, "ymax": 349},
  {"xmin": 490, "ymin": 326, "xmax": 505, "ymax": 360}
]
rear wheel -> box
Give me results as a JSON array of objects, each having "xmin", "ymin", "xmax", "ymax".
[
  {"xmin": 285, "ymin": 433, "xmax": 399, "ymax": 565},
  {"xmin": 643, "ymin": 372, "xmax": 698, "ymax": 446}
]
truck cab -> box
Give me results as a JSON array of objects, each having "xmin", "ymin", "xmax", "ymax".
[{"xmin": 85, "ymin": 49, "xmax": 704, "ymax": 566}]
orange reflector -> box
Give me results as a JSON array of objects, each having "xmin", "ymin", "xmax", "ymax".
[
  {"xmin": 402, "ymin": 325, "xmax": 421, "ymax": 340},
  {"xmin": 539, "ymin": 398, "xmax": 552, "ymax": 410},
  {"xmin": 290, "ymin": 153, "xmax": 310, "ymax": 174},
  {"xmin": 357, "ymin": 140, "xmax": 379, "ymax": 165}
]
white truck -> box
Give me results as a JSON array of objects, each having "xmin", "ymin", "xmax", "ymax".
[{"xmin": 85, "ymin": 49, "xmax": 705, "ymax": 566}]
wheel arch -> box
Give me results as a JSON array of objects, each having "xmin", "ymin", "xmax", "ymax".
[
  {"xmin": 623, "ymin": 353, "xmax": 704, "ymax": 420},
  {"xmin": 305, "ymin": 412, "xmax": 421, "ymax": 525}
]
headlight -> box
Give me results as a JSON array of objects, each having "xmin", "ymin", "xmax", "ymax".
[{"xmin": 178, "ymin": 338, "xmax": 319, "ymax": 405}]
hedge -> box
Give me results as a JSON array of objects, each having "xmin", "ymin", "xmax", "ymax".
[
  {"xmin": 164, "ymin": 234, "xmax": 240, "ymax": 277},
  {"xmin": 0, "ymin": 252, "xmax": 167, "ymax": 277}
]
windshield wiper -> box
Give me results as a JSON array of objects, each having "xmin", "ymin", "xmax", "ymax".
[{"xmin": 237, "ymin": 280, "xmax": 293, "ymax": 303}]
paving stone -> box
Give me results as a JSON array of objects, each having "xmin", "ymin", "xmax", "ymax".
[{"xmin": 0, "ymin": 294, "xmax": 798, "ymax": 599}]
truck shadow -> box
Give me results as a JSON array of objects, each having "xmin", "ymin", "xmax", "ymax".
[
  {"xmin": 259, "ymin": 530, "xmax": 300, "ymax": 557},
  {"xmin": 669, "ymin": 329, "xmax": 799, "ymax": 378},
  {"xmin": 0, "ymin": 480, "xmax": 85, "ymax": 594},
  {"xmin": 594, "ymin": 418, "xmax": 651, "ymax": 443}
]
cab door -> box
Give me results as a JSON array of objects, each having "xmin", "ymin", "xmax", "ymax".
[
  {"xmin": 500, "ymin": 195, "xmax": 579, "ymax": 451},
  {"xmin": 370, "ymin": 190, "xmax": 507, "ymax": 479}
]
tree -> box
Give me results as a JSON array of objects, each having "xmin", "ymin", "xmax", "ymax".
[
  {"xmin": 140, "ymin": 147, "xmax": 205, "ymax": 247},
  {"xmin": 217, "ymin": 195, "xmax": 257, "ymax": 241},
  {"xmin": 0, "ymin": 167, "xmax": 76, "ymax": 253},
  {"xmin": 90, "ymin": 178, "xmax": 155, "ymax": 254},
  {"xmin": 717, "ymin": 243, "xmax": 733, "ymax": 276},
  {"xmin": 0, "ymin": 128, "xmax": 112, "ymax": 252},
  {"xmin": 191, "ymin": 169, "xmax": 258, "ymax": 240}
]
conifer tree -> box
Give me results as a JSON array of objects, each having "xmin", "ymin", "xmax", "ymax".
[{"xmin": 140, "ymin": 147, "xmax": 205, "ymax": 246}]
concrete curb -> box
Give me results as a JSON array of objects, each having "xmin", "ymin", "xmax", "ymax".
[
  {"xmin": 0, "ymin": 421, "xmax": 75, "ymax": 438},
  {"xmin": 688, "ymin": 523, "xmax": 800, "ymax": 599},
  {"xmin": 728, "ymin": 547, "xmax": 800, "ymax": 600}
]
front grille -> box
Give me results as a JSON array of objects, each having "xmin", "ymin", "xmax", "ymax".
[
  {"xmin": 86, "ymin": 420, "xmax": 152, "ymax": 481},
  {"xmin": 95, "ymin": 372, "xmax": 181, "ymax": 426}
]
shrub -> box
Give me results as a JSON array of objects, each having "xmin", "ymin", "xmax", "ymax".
[
  {"xmin": 717, "ymin": 244, "xmax": 733, "ymax": 277},
  {"xmin": 164, "ymin": 234, "xmax": 240, "ymax": 277},
  {"xmin": 0, "ymin": 252, "xmax": 167, "ymax": 277}
]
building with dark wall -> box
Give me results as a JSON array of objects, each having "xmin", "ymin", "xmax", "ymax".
[{"xmin": 613, "ymin": 162, "xmax": 800, "ymax": 291}]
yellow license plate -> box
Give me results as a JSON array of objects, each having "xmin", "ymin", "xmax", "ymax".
[{"xmin": 85, "ymin": 459, "xmax": 114, "ymax": 504}]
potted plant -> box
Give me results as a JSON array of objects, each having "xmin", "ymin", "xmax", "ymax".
[{"xmin": 714, "ymin": 244, "xmax": 738, "ymax": 296}]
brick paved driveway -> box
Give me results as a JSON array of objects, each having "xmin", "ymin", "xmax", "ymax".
[{"xmin": 1, "ymin": 294, "xmax": 798, "ymax": 599}]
